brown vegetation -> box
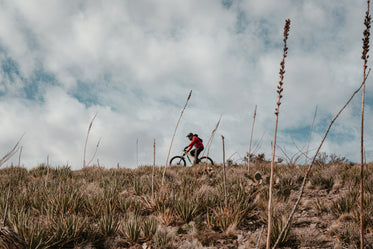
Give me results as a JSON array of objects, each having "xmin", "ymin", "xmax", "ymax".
[{"xmin": 0, "ymin": 160, "xmax": 372, "ymax": 248}]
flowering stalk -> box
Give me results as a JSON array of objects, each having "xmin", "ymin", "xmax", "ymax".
[
  {"xmin": 266, "ymin": 19, "xmax": 291, "ymax": 249},
  {"xmin": 360, "ymin": 1, "xmax": 371, "ymax": 248},
  {"xmin": 274, "ymin": 5, "xmax": 372, "ymax": 245}
]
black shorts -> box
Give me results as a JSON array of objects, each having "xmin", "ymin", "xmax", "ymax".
[{"xmin": 191, "ymin": 146, "xmax": 204, "ymax": 158}]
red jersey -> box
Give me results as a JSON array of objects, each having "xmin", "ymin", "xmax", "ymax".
[{"xmin": 186, "ymin": 136, "xmax": 204, "ymax": 152}]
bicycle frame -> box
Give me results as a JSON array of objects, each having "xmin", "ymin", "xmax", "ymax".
[{"xmin": 183, "ymin": 151, "xmax": 196, "ymax": 166}]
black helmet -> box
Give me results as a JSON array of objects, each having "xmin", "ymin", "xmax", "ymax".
[{"xmin": 186, "ymin": 133, "xmax": 194, "ymax": 138}]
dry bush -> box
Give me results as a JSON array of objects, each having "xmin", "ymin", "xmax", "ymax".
[
  {"xmin": 310, "ymin": 171, "xmax": 334, "ymax": 191},
  {"xmin": 335, "ymin": 222, "xmax": 361, "ymax": 248},
  {"xmin": 0, "ymin": 162, "xmax": 371, "ymax": 248},
  {"xmin": 331, "ymin": 191, "xmax": 358, "ymax": 218}
]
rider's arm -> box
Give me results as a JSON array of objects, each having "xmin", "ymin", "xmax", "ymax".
[{"xmin": 186, "ymin": 137, "xmax": 198, "ymax": 152}]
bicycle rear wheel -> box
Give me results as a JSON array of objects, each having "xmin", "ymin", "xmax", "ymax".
[
  {"xmin": 169, "ymin": 156, "xmax": 186, "ymax": 166},
  {"xmin": 199, "ymin": 156, "xmax": 214, "ymax": 165}
]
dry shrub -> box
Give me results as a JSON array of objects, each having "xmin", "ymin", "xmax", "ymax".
[
  {"xmin": 154, "ymin": 227, "xmax": 175, "ymax": 249},
  {"xmin": 207, "ymin": 205, "xmax": 247, "ymax": 232},
  {"xmin": 270, "ymin": 214, "xmax": 292, "ymax": 247},
  {"xmin": 0, "ymin": 226, "xmax": 27, "ymax": 249},
  {"xmin": 3, "ymin": 161, "xmax": 373, "ymax": 248},
  {"xmin": 275, "ymin": 176, "xmax": 297, "ymax": 201},
  {"xmin": 331, "ymin": 191, "xmax": 358, "ymax": 218},
  {"xmin": 175, "ymin": 198, "xmax": 200, "ymax": 224},
  {"xmin": 310, "ymin": 172, "xmax": 334, "ymax": 191},
  {"xmin": 313, "ymin": 198, "xmax": 329, "ymax": 214},
  {"xmin": 336, "ymin": 222, "xmax": 360, "ymax": 248}
]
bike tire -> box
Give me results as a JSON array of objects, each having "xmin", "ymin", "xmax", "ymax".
[
  {"xmin": 169, "ymin": 156, "xmax": 186, "ymax": 166},
  {"xmin": 199, "ymin": 156, "xmax": 214, "ymax": 165}
]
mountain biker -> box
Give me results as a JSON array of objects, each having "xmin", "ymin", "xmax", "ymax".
[{"xmin": 184, "ymin": 133, "xmax": 204, "ymax": 164}]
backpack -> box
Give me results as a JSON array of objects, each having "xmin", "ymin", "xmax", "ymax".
[{"xmin": 194, "ymin": 134, "xmax": 203, "ymax": 143}]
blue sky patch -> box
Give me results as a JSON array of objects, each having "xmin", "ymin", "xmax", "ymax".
[
  {"xmin": 221, "ymin": 0, "xmax": 234, "ymax": 9},
  {"xmin": 70, "ymin": 82, "xmax": 100, "ymax": 107}
]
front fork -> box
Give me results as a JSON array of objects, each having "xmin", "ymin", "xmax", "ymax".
[{"xmin": 184, "ymin": 152, "xmax": 194, "ymax": 166}]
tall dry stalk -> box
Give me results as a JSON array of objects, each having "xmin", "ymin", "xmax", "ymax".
[
  {"xmin": 305, "ymin": 106, "xmax": 318, "ymax": 165},
  {"xmin": 152, "ymin": 139, "xmax": 156, "ymax": 200},
  {"xmin": 201, "ymin": 115, "xmax": 222, "ymax": 173},
  {"xmin": 221, "ymin": 135, "xmax": 228, "ymax": 208},
  {"xmin": 248, "ymin": 105, "xmax": 257, "ymax": 171},
  {"xmin": 0, "ymin": 134, "xmax": 24, "ymax": 168},
  {"xmin": 18, "ymin": 146, "xmax": 23, "ymax": 167},
  {"xmin": 273, "ymin": 70, "xmax": 371, "ymax": 249},
  {"xmin": 83, "ymin": 113, "xmax": 97, "ymax": 168},
  {"xmin": 162, "ymin": 90, "xmax": 192, "ymax": 185},
  {"xmin": 360, "ymin": 1, "xmax": 371, "ymax": 248},
  {"xmin": 266, "ymin": 19, "xmax": 291, "ymax": 249},
  {"xmin": 203, "ymin": 115, "xmax": 222, "ymax": 158},
  {"xmin": 87, "ymin": 137, "xmax": 101, "ymax": 167}
]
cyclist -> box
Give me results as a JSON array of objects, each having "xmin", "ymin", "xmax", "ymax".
[{"xmin": 184, "ymin": 133, "xmax": 204, "ymax": 164}]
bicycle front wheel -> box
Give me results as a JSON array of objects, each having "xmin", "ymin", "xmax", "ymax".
[
  {"xmin": 169, "ymin": 156, "xmax": 186, "ymax": 166},
  {"xmin": 199, "ymin": 156, "xmax": 214, "ymax": 165}
]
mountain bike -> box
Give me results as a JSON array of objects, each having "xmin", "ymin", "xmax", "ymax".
[{"xmin": 169, "ymin": 150, "xmax": 214, "ymax": 166}]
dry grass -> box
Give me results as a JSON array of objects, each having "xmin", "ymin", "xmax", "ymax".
[{"xmin": 0, "ymin": 161, "xmax": 371, "ymax": 248}]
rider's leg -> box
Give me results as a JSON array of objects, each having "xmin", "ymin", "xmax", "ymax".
[
  {"xmin": 190, "ymin": 149, "xmax": 196, "ymax": 157},
  {"xmin": 195, "ymin": 147, "xmax": 204, "ymax": 163}
]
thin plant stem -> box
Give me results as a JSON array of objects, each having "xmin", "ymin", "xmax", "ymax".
[
  {"xmin": 305, "ymin": 106, "xmax": 318, "ymax": 165},
  {"xmin": 267, "ymin": 19, "xmax": 291, "ymax": 249},
  {"xmin": 248, "ymin": 105, "xmax": 257, "ymax": 172},
  {"xmin": 251, "ymin": 133, "xmax": 266, "ymax": 156},
  {"xmin": 256, "ymin": 225, "xmax": 265, "ymax": 249},
  {"xmin": 162, "ymin": 90, "xmax": 192, "ymax": 185},
  {"xmin": 152, "ymin": 139, "xmax": 156, "ymax": 200},
  {"xmin": 87, "ymin": 137, "xmax": 101, "ymax": 167},
  {"xmin": 83, "ymin": 113, "xmax": 97, "ymax": 168},
  {"xmin": 221, "ymin": 135, "xmax": 228, "ymax": 208},
  {"xmin": 203, "ymin": 115, "xmax": 222, "ymax": 159},
  {"xmin": 288, "ymin": 135, "xmax": 318, "ymax": 166},
  {"xmin": 277, "ymin": 144, "xmax": 302, "ymax": 166},
  {"xmin": 360, "ymin": 82, "xmax": 366, "ymax": 249},
  {"xmin": 273, "ymin": 69, "xmax": 371, "ymax": 249},
  {"xmin": 267, "ymin": 112, "xmax": 280, "ymax": 249},
  {"xmin": 0, "ymin": 134, "xmax": 24, "ymax": 168},
  {"xmin": 18, "ymin": 146, "xmax": 23, "ymax": 167},
  {"xmin": 201, "ymin": 115, "xmax": 222, "ymax": 174},
  {"xmin": 360, "ymin": 2, "xmax": 370, "ymax": 248}
]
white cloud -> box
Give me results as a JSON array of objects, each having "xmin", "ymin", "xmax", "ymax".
[{"xmin": 0, "ymin": 0, "xmax": 371, "ymax": 168}]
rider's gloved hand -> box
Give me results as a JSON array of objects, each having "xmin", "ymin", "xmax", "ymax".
[{"xmin": 184, "ymin": 146, "xmax": 188, "ymax": 151}]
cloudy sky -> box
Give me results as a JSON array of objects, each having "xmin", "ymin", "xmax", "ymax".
[{"xmin": 0, "ymin": 0, "xmax": 372, "ymax": 169}]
